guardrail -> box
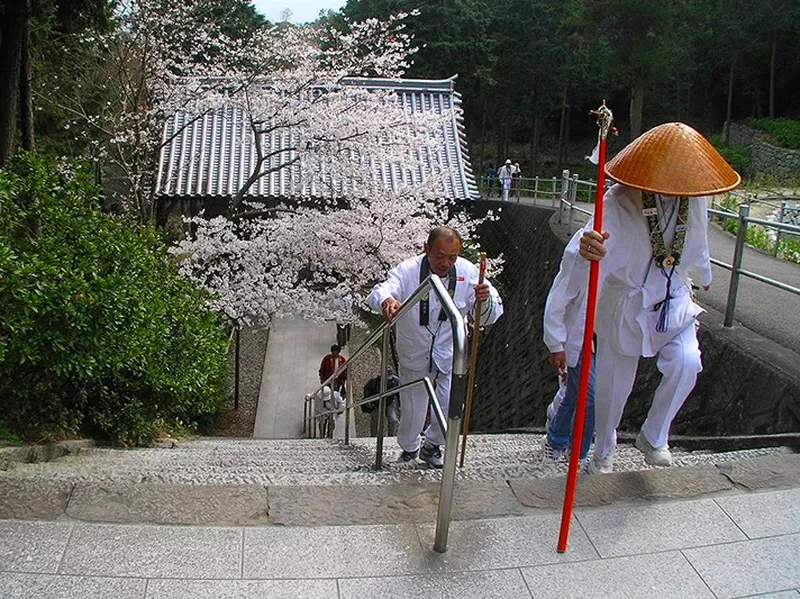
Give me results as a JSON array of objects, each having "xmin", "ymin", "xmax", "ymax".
[
  {"xmin": 303, "ymin": 273, "xmax": 468, "ymax": 553},
  {"xmin": 707, "ymin": 203, "xmax": 800, "ymax": 326}
]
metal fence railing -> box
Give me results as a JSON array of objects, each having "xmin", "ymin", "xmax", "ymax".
[{"xmin": 303, "ymin": 274, "xmax": 468, "ymax": 553}]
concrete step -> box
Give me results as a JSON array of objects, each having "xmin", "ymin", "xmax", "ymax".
[{"xmin": 1, "ymin": 434, "xmax": 790, "ymax": 487}]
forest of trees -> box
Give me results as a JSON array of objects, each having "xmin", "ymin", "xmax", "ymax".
[{"xmin": 333, "ymin": 0, "xmax": 800, "ymax": 176}]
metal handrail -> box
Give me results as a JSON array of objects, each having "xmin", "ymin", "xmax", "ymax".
[{"xmin": 303, "ymin": 272, "xmax": 468, "ymax": 553}]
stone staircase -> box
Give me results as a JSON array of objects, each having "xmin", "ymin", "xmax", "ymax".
[{"xmin": 1, "ymin": 433, "xmax": 788, "ymax": 487}]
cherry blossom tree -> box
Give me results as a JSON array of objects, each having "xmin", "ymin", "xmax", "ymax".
[{"xmin": 45, "ymin": 0, "xmax": 500, "ymax": 327}]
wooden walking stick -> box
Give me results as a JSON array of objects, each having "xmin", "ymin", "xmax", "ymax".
[
  {"xmin": 557, "ymin": 101, "xmax": 614, "ymax": 553},
  {"xmin": 459, "ymin": 252, "xmax": 487, "ymax": 468}
]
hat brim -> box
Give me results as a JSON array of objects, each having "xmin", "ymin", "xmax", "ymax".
[{"xmin": 605, "ymin": 122, "xmax": 742, "ymax": 197}]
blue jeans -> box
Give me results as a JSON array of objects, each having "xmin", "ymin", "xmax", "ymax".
[{"xmin": 547, "ymin": 354, "xmax": 596, "ymax": 459}]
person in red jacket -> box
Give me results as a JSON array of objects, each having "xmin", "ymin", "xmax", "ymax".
[{"xmin": 319, "ymin": 344, "xmax": 347, "ymax": 394}]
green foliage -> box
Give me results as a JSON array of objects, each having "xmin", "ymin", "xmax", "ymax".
[
  {"xmin": 0, "ymin": 424, "xmax": 24, "ymax": 447},
  {"xmin": 710, "ymin": 135, "xmax": 751, "ymax": 176},
  {"xmin": 0, "ymin": 154, "xmax": 229, "ymax": 445},
  {"xmin": 745, "ymin": 118, "xmax": 800, "ymax": 150}
]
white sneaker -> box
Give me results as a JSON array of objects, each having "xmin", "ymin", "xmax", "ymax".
[
  {"xmin": 635, "ymin": 432, "xmax": 673, "ymax": 466},
  {"xmin": 588, "ymin": 449, "xmax": 614, "ymax": 474},
  {"xmin": 541, "ymin": 438, "xmax": 566, "ymax": 463}
]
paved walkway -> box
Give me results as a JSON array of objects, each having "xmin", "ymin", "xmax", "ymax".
[
  {"xmin": 3, "ymin": 485, "xmax": 800, "ymax": 598},
  {"xmin": 253, "ymin": 318, "xmax": 354, "ymax": 440},
  {"xmin": 496, "ymin": 195, "xmax": 800, "ymax": 354}
]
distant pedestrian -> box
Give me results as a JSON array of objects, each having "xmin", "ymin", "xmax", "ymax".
[
  {"xmin": 511, "ymin": 162, "xmax": 522, "ymax": 201},
  {"xmin": 498, "ymin": 159, "xmax": 515, "ymax": 201},
  {"xmin": 319, "ymin": 344, "xmax": 347, "ymax": 394},
  {"xmin": 485, "ymin": 166, "xmax": 498, "ymax": 198},
  {"xmin": 315, "ymin": 386, "xmax": 343, "ymax": 437},
  {"xmin": 362, "ymin": 368, "xmax": 401, "ymax": 436}
]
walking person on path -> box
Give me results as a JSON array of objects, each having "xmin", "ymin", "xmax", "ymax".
[
  {"xmin": 578, "ymin": 122, "xmax": 741, "ymax": 474},
  {"xmin": 498, "ymin": 159, "xmax": 515, "ymax": 201},
  {"xmin": 367, "ymin": 226, "xmax": 503, "ymax": 467}
]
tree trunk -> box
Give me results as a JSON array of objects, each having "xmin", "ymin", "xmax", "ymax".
[
  {"xmin": 19, "ymin": 19, "xmax": 34, "ymax": 152},
  {"xmin": 725, "ymin": 55, "xmax": 737, "ymax": 144},
  {"xmin": 629, "ymin": 76, "xmax": 644, "ymax": 140},
  {"xmin": 556, "ymin": 87, "xmax": 567, "ymax": 173},
  {"xmin": 477, "ymin": 99, "xmax": 487, "ymax": 177},
  {"xmin": 530, "ymin": 109, "xmax": 540, "ymax": 177},
  {"xmin": 769, "ymin": 35, "xmax": 776, "ymax": 119},
  {"xmin": 0, "ymin": 2, "xmax": 26, "ymax": 168}
]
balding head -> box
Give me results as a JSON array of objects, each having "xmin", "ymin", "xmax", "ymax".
[{"xmin": 424, "ymin": 227, "xmax": 462, "ymax": 277}]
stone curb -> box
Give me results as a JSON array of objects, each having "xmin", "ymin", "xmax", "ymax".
[
  {"xmin": 1, "ymin": 453, "xmax": 798, "ymax": 525},
  {"xmin": 0, "ymin": 440, "xmax": 93, "ymax": 471}
]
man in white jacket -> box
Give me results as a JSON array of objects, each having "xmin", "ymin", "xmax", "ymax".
[
  {"xmin": 367, "ymin": 227, "xmax": 504, "ymax": 467},
  {"xmin": 579, "ymin": 122, "xmax": 741, "ymax": 474},
  {"xmin": 542, "ymin": 230, "xmax": 595, "ymax": 464},
  {"xmin": 498, "ymin": 159, "xmax": 516, "ymax": 201}
]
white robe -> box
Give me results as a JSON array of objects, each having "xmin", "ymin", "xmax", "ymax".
[
  {"xmin": 367, "ymin": 254, "xmax": 503, "ymax": 452},
  {"xmin": 577, "ymin": 183, "xmax": 713, "ymax": 459},
  {"xmin": 367, "ymin": 255, "xmax": 503, "ymax": 373},
  {"xmin": 544, "ymin": 230, "xmax": 590, "ymax": 369},
  {"xmin": 577, "ymin": 184, "xmax": 712, "ymax": 358}
]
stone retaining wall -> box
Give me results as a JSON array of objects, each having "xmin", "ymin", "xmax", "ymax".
[
  {"xmin": 469, "ymin": 202, "xmax": 800, "ymax": 436},
  {"xmin": 726, "ymin": 122, "xmax": 800, "ymax": 182}
]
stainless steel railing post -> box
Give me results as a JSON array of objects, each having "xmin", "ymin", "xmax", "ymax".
[
  {"xmin": 375, "ymin": 328, "xmax": 390, "ymax": 470},
  {"xmin": 774, "ymin": 201, "xmax": 786, "ymax": 257},
  {"xmin": 430, "ymin": 274, "xmax": 469, "ymax": 554},
  {"xmin": 724, "ymin": 203, "xmax": 750, "ymax": 327},
  {"xmin": 559, "ymin": 170, "xmax": 570, "ymax": 223}
]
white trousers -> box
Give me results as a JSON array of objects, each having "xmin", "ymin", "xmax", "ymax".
[
  {"xmin": 593, "ymin": 323, "xmax": 702, "ymax": 459},
  {"xmin": 397, "ymin": 364, "xmax": 452, "ymax": 452}
]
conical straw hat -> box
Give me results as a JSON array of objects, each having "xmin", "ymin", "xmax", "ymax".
[{"xmin": 605, "ymin": 122, "xmax": 741, "ymax": 197}]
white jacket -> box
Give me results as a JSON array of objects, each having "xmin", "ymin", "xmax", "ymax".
[
  {"xmin": 543, "ymin": 230, "xmax": 589, "ymax": 368},
  {"xmin": 576, "ymin": 184, "xmax": 712, "ymax": 357},
  {"xmin": 367, "ymin": 255, "xmax": 503, "ymax": 373}
]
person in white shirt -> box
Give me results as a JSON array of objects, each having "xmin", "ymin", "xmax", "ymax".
[
  {"xmin": 367, "ymin": 227, "xmax": 504, "ymax": 467},
  {"xmin": 314, "ymin": 386, "xmax": 343, "ymax": 438},
  {"xmin": 578, "ymin": 122, "xmax": 741, "ymax": 474},
  {"xmin": 497, "ymin": 159, "xmax": 516, "ymax": 201},
  {"xmin": 542, "ymin": 230, "xmax": 595, "ymax": 464}
]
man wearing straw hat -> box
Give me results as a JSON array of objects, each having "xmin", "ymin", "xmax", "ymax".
[{"xmin": 579, "ymin": 122, "xmax": 741, "ymax": 474}]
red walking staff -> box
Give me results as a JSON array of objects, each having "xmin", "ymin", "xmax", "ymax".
[{"xmin": 557, "ymin": 101, "xmax": 615, "ymax": 553}]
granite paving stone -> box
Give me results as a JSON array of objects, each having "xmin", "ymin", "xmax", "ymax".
[
  {"xmin": 510, "ymin": 466, "xmax": 732, "ymax": 509},
  {"xmin": 268, "ymin": 481, "xmax": 525, "ymax": 526},
  {"xmin": 715, "ymin": 488, "xmax": 800, "ymax": 539},
  {"xmin": 338, "ymin": 569, "xmax": 532, "ymax": 599},
  {"xmin": 735, "ymin": 592, "xmax": 800, "ymax": 598},
  {"xmin": 66, "ymin": 482, "xmax": 269, "ymax": 526},
  {"xmin": 243, "ymin": 523, "xmax": 428, "ymax": 579},
  {"xmin": 417, "ymin": 514, "xmax": 598, "ymax": 573},
  {"xmin": 0, "ymin": 572, "xmax": 146, "ymax": 599},
  {"xmin": 718, "ymin": 455, "xmax": 800, "ymax": 491},
  {"xmin": 683, "ymin": 533, "xmax": 800, "ymax": 599},
  {"xmin": 520, "ymin": 551, "xmax": 715, "ymax": 599},
  {"xmin": 0, "ymin": 478, "xmax": 73, "ymax": 520},
  {"xmin": 59, "ymin": 523, "xmax": 241, "ymax": 578},
  {"xmin": 145, "ymin": 578, "xmax": 338, "ymax": 598},
  {"xmin": 0, "ymin": 520, "xmax": 73, "ymax": 574},
  {"xmin": 576, "ymin": 498, "xmax": 746, "ymax": 557}
]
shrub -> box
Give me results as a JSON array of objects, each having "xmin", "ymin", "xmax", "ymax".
[
  {"xmin": 745, "ymin": 118, "xmax": 800, "ymax": 150},
  {"xmin": 0, "ymin": 154, "xmax": 229, "ymax": 445},
  {"xmin": 710, "ymin": 135, "xmax": 751, "ymax": 175}
]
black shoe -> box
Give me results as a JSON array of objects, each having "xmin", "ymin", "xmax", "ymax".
[
  {"xmin": 419, "ymin": 443, "xmax": 443, "ymax": 468},
  {"xmin": 397, "ymin": 449, "xmax": 419, "ymax": 464}
]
